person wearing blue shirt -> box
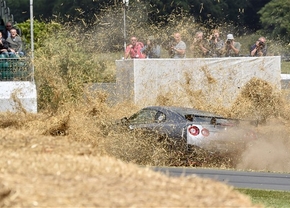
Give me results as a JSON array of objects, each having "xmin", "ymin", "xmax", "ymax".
[{"xmin": 141, "ymin": 36, "xmax": 161, "ymax": 58}]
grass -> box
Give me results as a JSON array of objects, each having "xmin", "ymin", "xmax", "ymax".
[
  {"xmin": 237, "ymin": 188, "xmax": 290, "ymax": 208},
  {"xmin": 281, "ymin": 61, "xmax": 290, "ymax": 74}
]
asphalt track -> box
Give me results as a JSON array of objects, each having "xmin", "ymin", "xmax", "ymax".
[{"xmin": 152, "ymin": 167, "xmax": 290, "ymax": 191}]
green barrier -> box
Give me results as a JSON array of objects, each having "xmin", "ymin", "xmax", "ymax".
[
  {"xmin": 0, "ymin": 53, "xmax": 8, "ymax": 58},
  {"xmin": 0, "ymin": 54, "xmax": 31, "ymax": 81}
]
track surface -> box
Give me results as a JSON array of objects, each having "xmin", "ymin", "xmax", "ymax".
[{"xmin": 152, "ymin": 167, "xmax": 290, "ymax": 191}]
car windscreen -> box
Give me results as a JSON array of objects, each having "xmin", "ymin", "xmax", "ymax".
[{"xmin": 128, "ymin": 109, "xmax": 166, "ymax": 124}]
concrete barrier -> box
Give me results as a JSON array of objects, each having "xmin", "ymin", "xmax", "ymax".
[
  {"xmin": 0, "ymin": 81, "xmax": 37, "ymax": 113},
  {"xmin": 116, "ymin": 56, "xmax": 281, "ymax": 108}
]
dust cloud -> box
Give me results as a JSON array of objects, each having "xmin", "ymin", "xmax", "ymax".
[
  {"xmin": 152, "ymin": 75, "xmax": 290, "ymax": 172},
  {"xmin": 236, "ymin": 119, "xmax": 290, "ymax": 172},
  {"xmin": 229, "ymin": 79, "xmax": 290, "ymax": 172}
]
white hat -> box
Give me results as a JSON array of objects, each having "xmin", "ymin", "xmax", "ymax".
[{"xmin": 226, "ymin": 34, "xmax": 234, "ymax": 40}]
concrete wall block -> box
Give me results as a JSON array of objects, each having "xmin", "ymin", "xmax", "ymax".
[
  {"xmin": 116, "ymin": 57, "xmax": 281, "ymax": 108},
  {"xmin": 0, "ymin": 81, "xmax": 37, "ymax": 113}
]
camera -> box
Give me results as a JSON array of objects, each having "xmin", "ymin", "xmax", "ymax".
[
  {"xmin": 226, "ymin": 40, "xmax": 232, "ymax": 44},
  {"xmin": 258, "ymin": 41, "xmax": 265, "ymax": 47},
  {"xmin": 166, "ymin": 40, "xmax": 175, "ymax": 58}
]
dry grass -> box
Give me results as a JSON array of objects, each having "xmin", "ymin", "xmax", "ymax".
[
  {"xmin": 0, "ymin": 90, "xmax": 290, "ymax": 206},
  {"xmin": 0, "ymin": 101, "xmax": 265, "ymax": 207}
]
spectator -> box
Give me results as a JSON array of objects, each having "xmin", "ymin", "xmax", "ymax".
[
  {"xmin": 208, "ymin": 29, "xmax": 224, "ymax": 57},
  {"xmin": 124, "ymin": 36, "xmax": 145, "ymax": 59},
  {"xmin": 6, "ymin": 28, "xmax": 24, "ymax": 57},
  {"xmin": 250, "ymin": 36, "xmax": 267, "ymax": 56},
  {"xmin": 190, "ymin": 31, "xmax": 210, "ymax": 58},
  {"xmin": 170, "ymin": 33, "xmax": 186, "ymax": 58},
  {"xmin": 141, "ymin": 36, "xmax": 161, "ymax": 58},
  {"xmin": 222, "ymin": 34, "xmax": 241, "ymax": 57},
  {"xmin": 0, "ymin": 31, "xmax": 9, "ymax": 57},
  {"xmin": 166, "ymin": 35, "xmax": 176, "ymax": 58},
  {"xmin": 2, "ymin": 22, "xmax": 13, "ymax": 39}
]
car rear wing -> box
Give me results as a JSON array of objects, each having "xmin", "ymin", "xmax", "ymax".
[{"xmin": 184, "ymin": 114, "xmax": 239, "ymax": 126}]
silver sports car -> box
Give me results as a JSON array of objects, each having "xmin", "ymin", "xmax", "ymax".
[{"xmin": 120, "ymin": 106, "xmax": 256, "ymax": 150}]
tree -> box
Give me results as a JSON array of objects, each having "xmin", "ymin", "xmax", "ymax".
[
  {"xmin": 6, "ymin": 0, "xmax": 30, "ymax": 22},
  {"xmin": 259, "ymin": 0, "xmax": 290, "ymax": 41},
  {"xmin": 51, "ymin": 0, "xmax": 117, "ymax": 24},
  {"xmin": 146, "ymin": 0, "xmax": 268, "ymax": 30},
  {"xmin": 7, "ymin": 0, "xmax": 56, "ymax": 22},
  {"xmin": 243, "ymin": 0, "xmax": 271, "ymax": 30}
]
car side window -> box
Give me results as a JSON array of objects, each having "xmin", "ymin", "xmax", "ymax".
[
  {"xmin": 185, "ymin": 114, "xmax": 195, "ymax": 121},
  {"xmin": 128, "ymin": 109, "xmax": 158, "ymax": 124},
  {"xmin": 155, "ymin": 111, "xmax": 166, "ymax": 123}
]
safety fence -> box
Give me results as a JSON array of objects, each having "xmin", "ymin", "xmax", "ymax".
[{"xmin": 0, "ymin": 55, "xmax": 33, "ymax": 81}]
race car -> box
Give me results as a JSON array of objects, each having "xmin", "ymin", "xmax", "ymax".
[{"xmin": 119, "ymin": 106, "xmax": 256, "ymax": 150}]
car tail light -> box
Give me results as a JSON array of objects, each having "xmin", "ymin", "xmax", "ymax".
[
  {"xmin": 201, "ymin": 128, "xmax": 210, "ymax": 137},
  {"xmin": 188, "ymin": 126, "xmax": 200, "ymax": 136}
]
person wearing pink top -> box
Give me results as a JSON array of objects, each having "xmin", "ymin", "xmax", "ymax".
[{"xmin": 124, "ymin": 36, "xmax": 145, "ymax": 59}]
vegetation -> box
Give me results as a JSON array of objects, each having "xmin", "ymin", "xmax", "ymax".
[
  {"xmin": 16, "ymin": 20, "xmax": 61, "ymax": 50},
  {"xmin": 237, "ymin": 189, "xmax": 290, "ymax": 208},
  {"xmin": 31, "ymin": 25, "xmax": 118, "ymax": 111},
  {"xmin": 259, "ymin": 0, "xmax": 290, "ymax": 41},
  {"xmin": 282, "ymin": 62, "xmax": 290, "ymax": 74}
]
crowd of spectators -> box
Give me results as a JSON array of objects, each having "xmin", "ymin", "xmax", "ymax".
[
  {"xmin": 124, "ymin": 30, "xmax": 268, "ymax": 59},
  {"xmin": 0, "ymin": 21, "xmax": 24, "ymax": 58}
]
